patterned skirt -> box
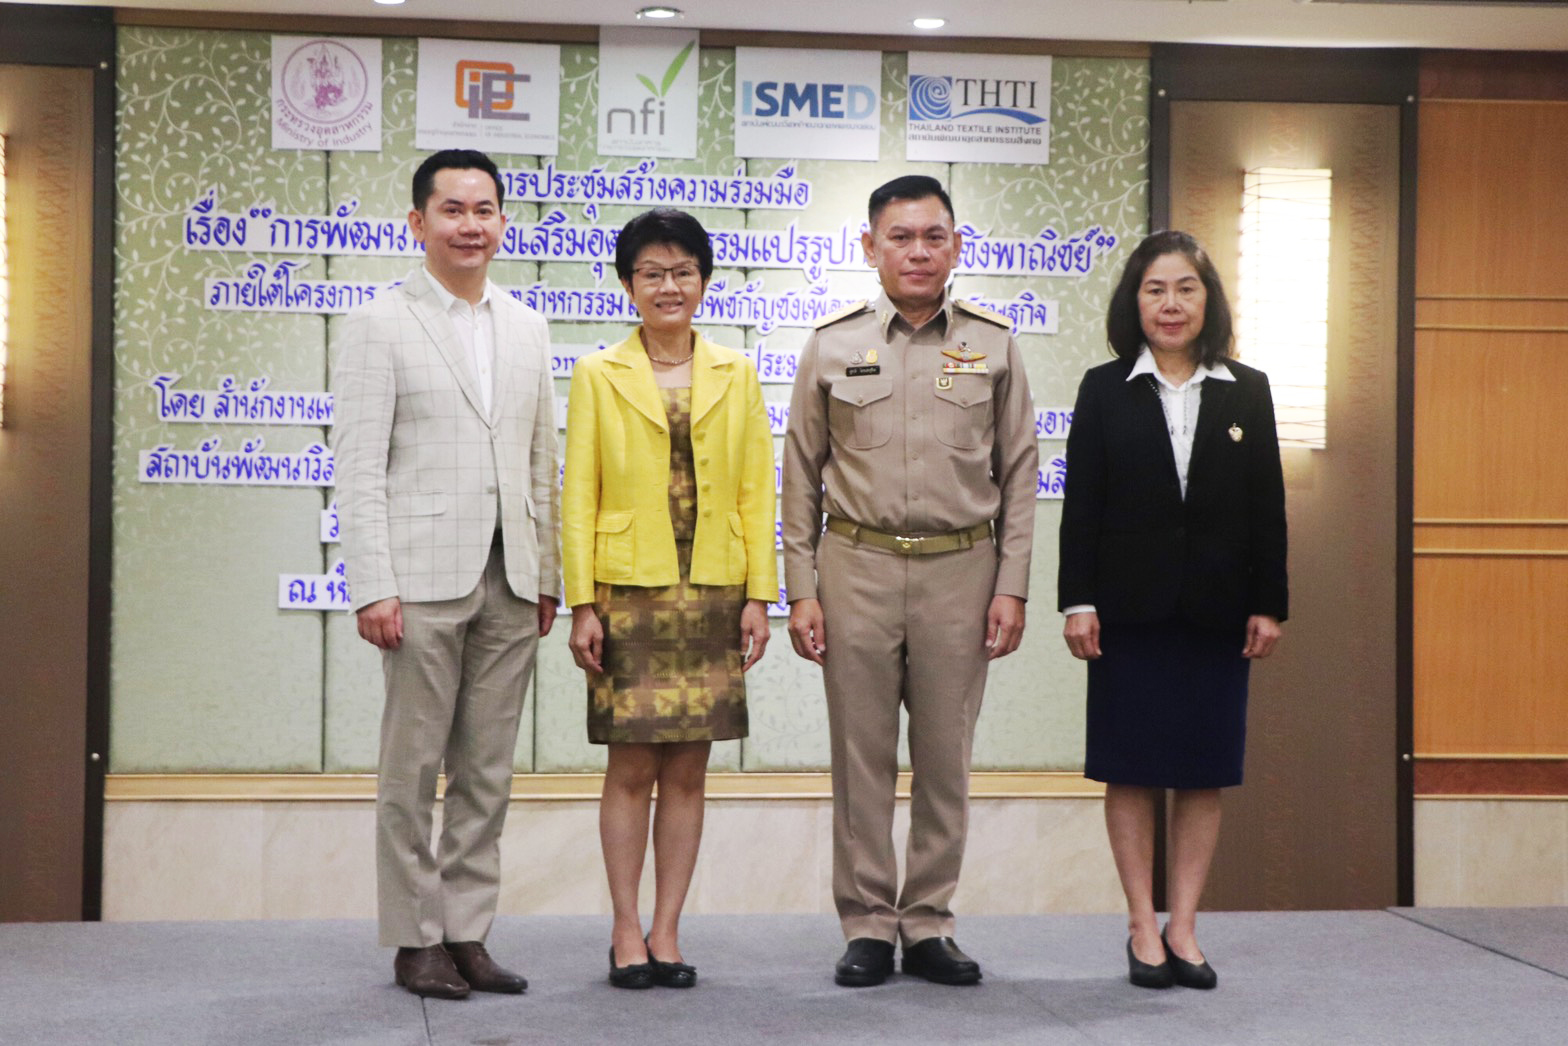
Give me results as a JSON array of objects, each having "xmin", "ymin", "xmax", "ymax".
[{"xmin": 586, "ymin": 539, "xmax": 749, "ymax": 744}]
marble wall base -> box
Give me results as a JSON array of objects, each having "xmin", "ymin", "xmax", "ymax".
[
  {"xmin": 1414, "ymin": 797, "xmax": 1568, "ymax": 907},
  {"xmin": 102, "ymin": 797, "xmax": 1125, "ymax": 922}
]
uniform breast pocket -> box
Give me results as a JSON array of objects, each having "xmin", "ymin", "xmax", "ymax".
[
  {"xmin": 827, "ymin": 378, "xmax": 894, "ymax": 449},
  {"xmin": 934, "ymin": 380, "xmax": 994, "ymax": 449}
]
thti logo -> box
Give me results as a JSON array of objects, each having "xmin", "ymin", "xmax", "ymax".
[
  {"xmin": 909, "ymin": 75, "xmax": 1046, "ymax": 125},
  {"xmin": 456, "ymin": 60, "xmax": 532, "ymax": 122}
]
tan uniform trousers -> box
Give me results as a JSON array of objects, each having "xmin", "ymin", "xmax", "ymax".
[
  {"xmin": 817, "ymin": 527, "xmax": 997, "ymax": 946},
  {"xmin": 376, "ymin": 542, "xmax": 538, "ymax": 948}
]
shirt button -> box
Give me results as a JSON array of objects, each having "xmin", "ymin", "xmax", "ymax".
[{"xmin": 700, "ymin": 457, "xmax": 710, "ymax": 466}]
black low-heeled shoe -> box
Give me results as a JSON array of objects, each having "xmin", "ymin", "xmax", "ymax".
[
  {"xmin": 645, "ymin": 936, "xmax": 697, "ymax": 988},
  {"xmin": 608, "ymin": 945, "xmax": 655, "ymax": 989},
  {"xmin": 1162, "ymin": 929, "xmax": 1217, "ymax": 989},
  {"xmin": 1126, "ymin": 936, "xmax": 1174, "ymax": 989}
]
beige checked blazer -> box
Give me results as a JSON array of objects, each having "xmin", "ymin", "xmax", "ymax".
[{"xmin": 332, "ymin": 265, "xmax": 562, "ymax": 612}]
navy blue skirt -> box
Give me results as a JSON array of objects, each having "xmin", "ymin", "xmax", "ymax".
[{"xmin": 1085, "ymin": 618, "xmax": 1250, "ymax": 789}]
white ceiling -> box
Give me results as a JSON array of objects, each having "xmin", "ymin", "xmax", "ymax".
[{"xmin": 13, "ymin": 0, "xmax": 1568, "ymax": 51}]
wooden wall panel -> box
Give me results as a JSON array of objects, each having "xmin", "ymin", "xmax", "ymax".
[
  {"xmin": 1414, "ymin": 80, "xmax": 1568, "ymax": 779},
  {"xmin": 1414, "ymin": 330, "xmax": 1568, "ymax": 519},
  {"xmin": 0, "ymin": 64, "xmax": 95, "ymax": 921},
  {"xmin": 1413, "ymin": 557, "xmax": 1568, "ymax": 755},
  {"xmin": 1416, "ymin": 101, "xmax": 1568, "ymax": 299}
]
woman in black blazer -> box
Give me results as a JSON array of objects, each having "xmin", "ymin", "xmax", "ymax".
[{"xmin": 1059, "ymin": 231, "xmax": 1287, "ymax": 990}]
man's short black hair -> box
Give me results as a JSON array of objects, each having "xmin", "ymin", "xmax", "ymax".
[
  {"xmin": 867, "ymin": 175, "xmax": 955, "ymax": 230},
  {"xmin": 614, "ymin": 208, "xmax": 715, "ymax": 284},
  {"xmin": 412, "ymin": 149, "xmax": 505, "ymax": 212}
]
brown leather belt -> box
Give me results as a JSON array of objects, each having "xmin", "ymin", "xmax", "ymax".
[{"xmin": 825, "ymin": 515, "xmax": 991, "ymax": 556}]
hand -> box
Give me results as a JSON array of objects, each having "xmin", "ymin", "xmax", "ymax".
[
  {"xmin": 356, "ymin": 597, "xmax": 403, "ymax": 651},
  {"xmin": 787, "ymin": 598, "xmax": 827, "ymax": 665},
  {"xmin": 1242, "ymin": 614, "xmax": 1282, "ymax": 659},
  {"xmin": 739, "ymin": 600, "xmax": 771, "ymax": 672},
  {"xmin": 1063, "ymin": 610, "xmax": 1101, "ymax": 660},
  {"xmin": 537, "ymin": 595, "xmax": 559, "ymax": 637},
  {"xmin": 985, "ymin": 595, "xmax": 1027, "ymax": 660},
  {"xmin": 568, "ymin": 605, "xmax": 604, "ymax": 674}
]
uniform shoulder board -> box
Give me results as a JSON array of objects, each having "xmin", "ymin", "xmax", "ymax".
[
  {"xmin": 813, "ymin": 300, "xmax": 871, "ymax": 330},
  {"xmin": 953, "ymin": 299, "xmax": 1012, "ymax": 328}
]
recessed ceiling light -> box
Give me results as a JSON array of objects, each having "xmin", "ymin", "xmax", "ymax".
[
  {"xmin": 372, "ymin": 0, "xmax": 405, "ymax": 6},
  {"xmin": 912, "ymin": 17, "xmax": 946, "ymax": 30},
  {"xmin": 637, "ymin": 5, "xmax": 684, "ymax": 18}
]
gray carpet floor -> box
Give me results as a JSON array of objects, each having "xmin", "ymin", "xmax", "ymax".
[{"xmin": 1, "ymin": 910, "xmax": 1564, "ymax": 1045}]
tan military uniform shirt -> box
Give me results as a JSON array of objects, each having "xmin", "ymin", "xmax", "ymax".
[{"xmin": 782, "ymin": 290, "xmax": 1038, "ymax": 602}]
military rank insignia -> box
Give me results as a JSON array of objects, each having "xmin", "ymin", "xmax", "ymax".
[{"xmin": 940, "ymin": 343, "xmax": 988, "ymax": 375}]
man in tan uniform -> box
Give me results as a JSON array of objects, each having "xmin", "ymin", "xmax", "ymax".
[{"xmin": 782, "ymin": 176, "xmax": 1037, "ymax": 987}]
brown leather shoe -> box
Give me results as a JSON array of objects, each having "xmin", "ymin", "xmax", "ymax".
[
  {"xmin": 445, "ymin": 940, "xmax": 528, "ymax": 994},
  {"xmin": 393, "ymin": 944, "xmax": 470, "ymax": 999}
]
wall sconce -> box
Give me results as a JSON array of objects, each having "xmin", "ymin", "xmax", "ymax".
[
  {"xmin": 1237, "ymin": 166, "xmax": 1331, "ymax": 449},
  {"xmin": 0, "ymin": 133, "xmax": 8, "ymax": 429}
]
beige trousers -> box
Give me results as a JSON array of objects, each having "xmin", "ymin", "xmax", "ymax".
[
  {"xmin": 376, "ymin": 543, "xmax": 538, "ymax": 948},
  {"xmin": 816, "ymin": 529, "xmax": 997, "ymax": 946}
]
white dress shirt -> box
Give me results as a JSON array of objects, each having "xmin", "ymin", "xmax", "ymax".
[{"xmin": 425, "ymin": 268, "xmax": 496, "ymax": 418}]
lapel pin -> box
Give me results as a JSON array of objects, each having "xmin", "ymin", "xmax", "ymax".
[{"xmin": 1228, "ymin": 424, "xmax": 1243, "ymax": 442}]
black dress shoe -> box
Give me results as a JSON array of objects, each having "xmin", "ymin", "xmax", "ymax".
[
  {"xmin": 394, "ymin": 944, "xmax": 470, "ymax": 999},
  {"xmin": 608, "ymin": 945, "xmax": 655, "ymax": 989},
  {"xmin": 1126, "ymin": 936, "xmax": 1174, "ymax": 989},
  {"xmin": 901, "ymin": 936, "xmax": 981, "ymax": 985},
  {"xmin": 834, "ymin": 938, "xmax": 895, "ymax": 987},
  {"xmin": 646, "ymin": 936, "xmax": 697, "ymax": 988},
  {"xmin": 444, "ymin": 940, "xmax": 527, "ymax": 993},
  {"xmin": 1162, "ymin": 929, "xmax": 1217, "ymax": 989}
]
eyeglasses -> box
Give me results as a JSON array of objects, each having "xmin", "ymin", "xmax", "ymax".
[{"xmin": 631, "ymin": 264, "xmax": 703, "ymax": 287}]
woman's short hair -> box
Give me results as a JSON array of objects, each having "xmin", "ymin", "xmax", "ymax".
[
  {"xmin": 1106, "ymin": 230, "xmax": 1235, "ymax": 368},
  {"xmin": 614, "ymin": 208, "xmax": 715, "ymax": 283}
]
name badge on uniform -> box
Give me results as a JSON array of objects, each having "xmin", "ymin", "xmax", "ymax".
[{"xmin": 848, "ymin": 348, "xmax": 880, "ymax": 376}]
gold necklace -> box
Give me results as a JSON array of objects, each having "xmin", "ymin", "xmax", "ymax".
[{"xmin": 647, "ymin": 349, "xmax": 694, "ymax": 366}]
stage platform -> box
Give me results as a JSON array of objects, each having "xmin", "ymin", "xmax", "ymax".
[{"xmin": 2, "ymin": 909, "xmax": 1564, "ymax": 1044}]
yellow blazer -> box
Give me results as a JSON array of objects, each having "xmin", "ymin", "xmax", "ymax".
[{"xmin": 562, "ymin": 331, "xmax": 779, "ymax": 607}]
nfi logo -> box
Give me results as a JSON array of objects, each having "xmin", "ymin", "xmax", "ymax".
[
  {"xmin": 741, "ymin": 80, "xmax": 877, "ymax": 121},
  {"xmin": 604, "ymin": 39, "xmax": 694, "ymax": 138}
]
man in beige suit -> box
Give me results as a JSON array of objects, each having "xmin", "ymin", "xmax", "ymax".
[
  {"xmin": 782, "ymin": 176, "xmax": 1037, "ymax": 988},
  {"xmin": 333, "ymin": 150, "xmax": 560, "ymax": 1000}
]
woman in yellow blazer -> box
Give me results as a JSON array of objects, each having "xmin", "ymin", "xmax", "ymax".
[{"xmin": 563, "ymin": 208, "xmax": 777, "ymax": 990}]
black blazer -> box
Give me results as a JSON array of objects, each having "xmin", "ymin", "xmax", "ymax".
[{"xmin": 1057, "ymin": 355, "xmax": 1288, "ymax": 633}]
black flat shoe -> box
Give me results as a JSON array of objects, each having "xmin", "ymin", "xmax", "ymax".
[
  {"xmin": 608, "ymin": 945, "xmax": 655, "ymax": 989},
  {"xmin": 1126, "ymin": 937, "xmax": 1174, "ymax": 989},
  {"xmin": 1162, "ymin": 929, "xmax": 1217, "ymax": 989},
  {"xmin": 645, "ymin": 935, "xmax": 696, "ymax": 988},
  {"xmin": 834, "ymin": 938, "xmax": 895, "ymax": 987},
  {"xmin": 901, "ymin": 936, "xmax": 981, "ymax": 985}
]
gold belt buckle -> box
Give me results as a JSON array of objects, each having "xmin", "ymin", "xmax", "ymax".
[{"xmin": 897, "ymin": 535, "xmax": 916, "ymax": 553}]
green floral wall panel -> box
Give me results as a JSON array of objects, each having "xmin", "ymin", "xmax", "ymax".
[{"xmin": 110, "ymin": 27, "xmax": 1146, "ymax": 775}]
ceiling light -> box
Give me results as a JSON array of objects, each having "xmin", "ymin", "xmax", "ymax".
[
  {"xmin": 912, "ymin": 17, "xmax": 947, "ymax": 30},
  {"xmin": 637, "ymin": 5, "xmax": 684, "ymax": 18},
  {"xmin": 372, "ymin": 0, "xmax": 405, "ymax": 6}
]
